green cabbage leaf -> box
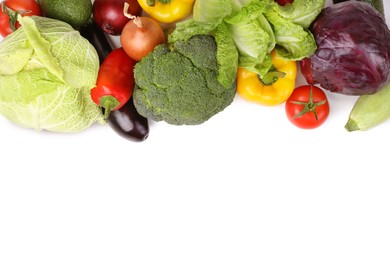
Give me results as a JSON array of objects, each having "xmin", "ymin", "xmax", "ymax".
[
  {"xmin": 192, "ymin": 0, "xmax": 232, "ymax": 23},
  {"xmin": 214, "ymin": 22, "xmax": 239, "ymax": 88},
  {"xmin": 0, "ymin": 16, "xmax": 103, "ymax": 133},
  {"xmin": 269, "ymin": 0, "xmax": 326, "ymax": 29},
  {"xmin": 224, "ymin": 0, "xmax": 275, "ymax": 75},
  {"xmin": 265, "ymin": 9, "xmax": 317, "ymax": 60}
]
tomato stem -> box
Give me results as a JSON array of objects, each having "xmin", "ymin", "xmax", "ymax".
[
  {"xmin": 1, "ymin": 3, "xmax": 22, "ymax": 32},
  {"xmin": 289, "ymin": 86, "xmax": 327, "ymax": 121}
]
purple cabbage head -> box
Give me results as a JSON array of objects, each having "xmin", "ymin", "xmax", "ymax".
[{"xmin": 306, "ymin": 1, "xmax": 390, "ymax": 95}]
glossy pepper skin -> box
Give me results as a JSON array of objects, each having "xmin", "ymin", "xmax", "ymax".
[
  {"xmin": 137, "ymin": 0, "xmax": 194, "ymax": 24},
  {"xmin": 91, "ymin": 47, "xmax": 136, "ymax": 119},
  {"xmin": 236, "ymin": 51, "xmax": 297, "ymax": 106}
]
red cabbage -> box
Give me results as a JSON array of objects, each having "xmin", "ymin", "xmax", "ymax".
[{"xmin": 303, "ymin": 1, "xmax": 390, "ymax": 95}]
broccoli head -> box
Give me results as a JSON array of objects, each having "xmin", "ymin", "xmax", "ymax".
[{"xmin": 133, "ymin": 34, "xmax": 237, "ymax": 126}]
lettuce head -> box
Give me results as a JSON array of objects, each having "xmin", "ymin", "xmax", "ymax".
[{"xmin": 0, "ymin": 15, "xmax": 103, "ymax": 133}]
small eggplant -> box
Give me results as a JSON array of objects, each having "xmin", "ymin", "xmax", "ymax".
[
  {"xmin": 107, "ymin": 97, "xmax": 149, "ymax": 142},
  {"xmin": 79, "ymin": 20, "xmax": 112, "ymax": 64}
]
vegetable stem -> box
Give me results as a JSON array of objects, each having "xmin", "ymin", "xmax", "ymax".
[
  {"xmin": 260, "ymin": 68, "xmax": 286, "ymax": 85},
  {"xmin": 123, "ymin": 2, "xmax": 143, "ymax": 28},
  {"xmin": 157, "ymin": 0, "xmax": 172, "ymax": 4},
  {"xmin": 123, "ymin": 2, "xmax": 136, "ymax": 19},
  {"xmin": 289, "ymin": 86, "xmax": 327, "ymax": 121},
  {"xmin": 147, "ymin": 0, "xmax": 156, "ymax": 6},
  {"xmin": 100, "ymin": 96, "xmax": 121, "ymax": 120},
  {"xmin": 133, "ymin": 17, "xmax": 143, "ymax": 28},
  {"xmin": 146, "ymin": 0, "xmax": 172, "ymax": 5},
  {"xmin": 345, "ymin": 119, "xmax": 359, "ymax": 131},
  {"xmin": 1, "ymin": 3, "xmax": 22, "ymax": 31}
]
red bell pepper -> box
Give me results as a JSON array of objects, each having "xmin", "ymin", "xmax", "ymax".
[{"xmin": 91, "ymin": 47, "xmax": 136, "ymax": 119}]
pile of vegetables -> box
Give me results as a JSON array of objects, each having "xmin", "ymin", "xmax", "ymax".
[
  {"xmin": 169, "ymin": 0, "xmax": 325, "ymax": 88},
  {"xmin": 0, "ymin": 0, "xmax": 390, "ymax": 141}
]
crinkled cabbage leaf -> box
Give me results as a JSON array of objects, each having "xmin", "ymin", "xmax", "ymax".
[
  {"xmin": 214, "ymin": 22, "xmax": 239, "ymax": 88},
  {"xmin": 0, "ymin": 16, "xmax": 102, "ymax": 132},
  {"xmin": 224, "ymin": 0, "xmax": 275, "ymax": 74},
  {"xmin": 192, "ymin": 0, "xmax": 232, "ymax": 23},
  {"xmin": 265, "ymin": 9, "xmax": 317, "ymax": 60},
  {"xmin": 269, "ymin": 0, "xmax": 325, "ymax": 29}
]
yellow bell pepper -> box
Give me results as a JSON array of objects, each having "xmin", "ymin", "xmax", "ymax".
[
  {"xmin": 236, "ymin": 50, "xmax": 297, "ymax": 106},
  {"xmin": 137, "ymin": 0, "xmax": 195, "ymax": 24}
]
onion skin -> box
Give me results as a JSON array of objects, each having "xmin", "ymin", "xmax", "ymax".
[
  {"xmin": 120, "ymin": 16, "xmax": 166, "ymax": 61},
  {"xmin": 93, "ymin": 0, "xmax": 142, "ymax": 35}
]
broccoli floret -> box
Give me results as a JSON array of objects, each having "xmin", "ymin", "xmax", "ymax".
[
  {"xmin": 133, "ymin": 35, "xmax": 237, "ymax": 126},
  {"xmin": 174, "ymin": 35, "xmax": 218, "ymax": 71}
]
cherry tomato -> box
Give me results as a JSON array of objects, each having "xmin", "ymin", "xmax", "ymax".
[
  {"xmin": 274, "ymin": 0, "xmax": 294, "ymax": 6},
  {"xmin": 285, "ymin": 85, "xmax": 330, "ymax": 129},
  {"xmin": 0, "ymin": 0, "xmax": 42, "ymax": 37}
]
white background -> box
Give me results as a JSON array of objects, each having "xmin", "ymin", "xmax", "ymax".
[{"xmin": 1, "ymin": 0, "xmax": 390, "ymax": 259}]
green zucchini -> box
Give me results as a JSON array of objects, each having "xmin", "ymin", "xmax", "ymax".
[
  {"xmin": 345, "ymin": 82, "xmax": 390, "ymax": 131},
  {"xmin": 332, "ymin": 0, "xmax": 384, "ymax": 17}
]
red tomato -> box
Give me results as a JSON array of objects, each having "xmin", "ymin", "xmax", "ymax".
[
  {"xmin": 0, "ymin": 0, "xmax": 42, "ymax": 37},
  {"xmin": 274, "ymin": 0, "xmax": 294, "ymax": 6},
  {"xmin": 285, "ymin": 85, "xmax": 330, "ymax": 129}
]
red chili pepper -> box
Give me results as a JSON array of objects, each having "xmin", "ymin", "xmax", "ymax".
[{"xmin": 91, "ymin": 47, "xmax": 136, "ymax": 119}]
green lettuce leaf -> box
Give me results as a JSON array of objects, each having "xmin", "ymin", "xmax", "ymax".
[
  {"xmin": 239, "ymin": 53, "xmax": 273, "ymax": 77},
  {"xmin": 265, "ymin": 10, "xmax": 317, "ymax": 60},
  {"xmin": 0, "ymin": 16, "xmax": 102, "ymax": 133},
  {"xmin": 224, "ymin": 0, "xmax": 275, "ymax": 75},
  {"xmin": 214, "ymin": 22, "xmax": 239, "ymax": 88},
  {"xmin": 271, "ymin": 0, "xmax": 326, "ymax": 29},
  {"xmin": 192, "ymin": 0, "xmax": 233, "ymax": 23},
  {"xmin": 168, "ymin": 19, "xmax": 219, "ymax": 43},
  {"xmin": 231, "ymin": 0, "xmax": 256, "ymax": 13}
]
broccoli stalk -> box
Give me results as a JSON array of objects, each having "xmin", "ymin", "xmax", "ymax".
[{"xmin": 133, "ymin": 35, "xmax": 237, "ymax": 126}]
